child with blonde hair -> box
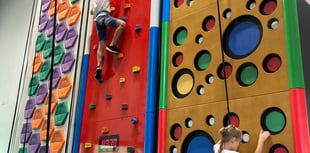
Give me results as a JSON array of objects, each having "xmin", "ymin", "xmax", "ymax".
[{"xmin": 214, "ymin": 124, "xmax": 270, "ymax": 153}]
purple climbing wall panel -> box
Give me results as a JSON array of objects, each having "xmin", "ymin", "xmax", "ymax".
[{"xmin": 14, "ymin": 0, "xmax": 82, "ymax": 152}]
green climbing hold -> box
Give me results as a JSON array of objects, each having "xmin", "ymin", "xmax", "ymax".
[
  {"xmin": 28, "ymin": 76, "xmax": 39, "ymax": 96},
  {"xmin": 54, "ymin": 102, "xmax": 69, "ymax": 126},
  {"xmin": 35, "ymin": 33, "xmax": 46, "ymax": 52}
]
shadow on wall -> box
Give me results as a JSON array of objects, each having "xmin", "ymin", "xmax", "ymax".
[{"xmin": 297, "ymin": 0, "xmax": 310, "ymax": 132}]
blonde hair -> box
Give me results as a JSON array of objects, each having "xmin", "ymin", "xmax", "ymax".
[{"xmin": 218, "ymin": 124, "xmax": 242, "ymax": 153}]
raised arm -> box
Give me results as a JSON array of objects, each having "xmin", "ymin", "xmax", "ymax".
[{"xmin": 254, "ymin": 130, "xmax": 271, "ymax": 153}]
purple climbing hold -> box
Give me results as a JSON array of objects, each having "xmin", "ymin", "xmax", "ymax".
[
  {"xmin": 56, "ymin": 22, "xmax": 68, "ymax": 43},
  {"xmin": 36, "ymin": 84, "xmax": 48, "ymax": 105},
  {"xmin": 28, "ymin": 133, "xmax": 41, "ymax": 153},
  {"xmin": 24, "ymin": 99, "xmax": 36, "ymax": 119},
  {"xmin": 38, "ymin": 145, "xmax": 50, "ymax": 153},
  {"xmin": 49, "ymin": 67, "xmax": 61, "ymax": 89},
  {"xmin": 38, "ymin": 13, "xmax": 48, "ymax": 32},
  {"xmin": 64, "ymin": 27, "xmax": 78, "ymax": 49},
  {"xmin": 61, "ymin": 51, "xmax": 76, "ymax": 73},
  {"xmin": 46, "ymin": 17, "xmax": 58, "ymax": 37},
  {"xmin": 20, "ymin": 123, "xmax": 32, "ymax": 143},
  {"xmin": 41, "ymin": 0, "xmax": 51, "ymax": 12}
]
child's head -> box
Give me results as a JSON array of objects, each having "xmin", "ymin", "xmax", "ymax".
[{"xmin": 219, "ymin": 124, "xmax": 242, "ymax": 151}]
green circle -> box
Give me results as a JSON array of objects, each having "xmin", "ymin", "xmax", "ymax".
[
  {"xmin": 176, "ymin": 29, "xmax": 187, "ymax": 45},
  {"xmin": 198, "ymin": 53, "xmax": 211, "ymax": 70},
  {"xmin": 265, "ymin": 111, "xmax": 286, "ymax": 133},
  {"xmin": 240, "ymin": 65, "xmax": 257, "ymax": 85}
]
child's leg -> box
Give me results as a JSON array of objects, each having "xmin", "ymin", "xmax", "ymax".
[
  {"xmin": 110, "ymin": 19, "xmax": 125, "ymax": 46},
  {"xmin": 97, "ymin": 40, "xmax": 106, "ymax": 68}
]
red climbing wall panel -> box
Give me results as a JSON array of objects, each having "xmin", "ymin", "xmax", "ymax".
[{"xmin": 79, "ymin": 0, "xmax": 150, "ymax": 152}]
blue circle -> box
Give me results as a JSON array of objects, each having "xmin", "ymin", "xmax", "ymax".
[
  {"xmin": 186, "ymin": 135, "xmax": 213, "ymax": 153},
  {"xmin": 224, "ymin": 16, "xmax": 262, "ymax": 59}
]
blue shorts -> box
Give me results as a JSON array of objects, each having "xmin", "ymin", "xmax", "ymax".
[{"xmin": 95, "ymin": 15, "xmax": 117, "ymax": 41}]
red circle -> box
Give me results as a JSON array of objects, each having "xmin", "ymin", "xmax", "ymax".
[
  {"xmin": 205, "ymin": 18, "xmax": 215, "ymax": 31},
  {"xmin": 228, "ymin": 115, "xmax": 240, "ymax": 127},
  {"xmin": 221, "ymin": 64, "xmax": 232, "ymax": 79},
  {"xmin": 175, "ymin": 53, "xmax": 183, "ymax": 66},
  {"xmin": 176, "ymin": 0, "xmax": 184, "ymax": 7},
  {"xmin": 263, "ymin": 1, "xmax": 277, "ymax": 15},
  {"xmin": 273, "ymin": 147, "xmax": 288, "ymax": 153},
  {"xmin": 173, "ymin": 126, "xmax": 182, "ymax": 140},
  {"xmin": 267, "ymin": 56, "xmax": 281, "ymax": 72}
]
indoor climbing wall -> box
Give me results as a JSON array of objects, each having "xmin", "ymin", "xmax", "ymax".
[
  {"xmin": 160, "ymin": 0, "xmax": 309, "ymax": 153},
  {"xmin": 77, "ymin": 0, "xmax": 152, "ymax": 152},
  {"xmin": 16, "ymin": 0, "xmax": 82, "ymax": 152}
]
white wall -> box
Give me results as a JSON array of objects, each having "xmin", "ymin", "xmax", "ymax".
[{"xmin": 0, "ymin": 0, "xmax": 33, "ymax": 152}]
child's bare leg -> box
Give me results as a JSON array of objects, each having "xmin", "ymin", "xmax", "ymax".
[
  {"xmin": 110, "ymin": 19, "xmax": 125, "ymax": 46},
  {"xmin": 97, "ymin": 40, "xmax": 106, "ymax": 68}
]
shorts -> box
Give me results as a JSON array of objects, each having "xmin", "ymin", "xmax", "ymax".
[{"xmin": 95, "ymin": 15, "xmax": 117, "ymax": 41}]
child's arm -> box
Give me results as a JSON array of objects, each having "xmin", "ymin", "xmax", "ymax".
[{"xmin": 254, "ymin": 130, "xmax": 270, "ymax": 153}]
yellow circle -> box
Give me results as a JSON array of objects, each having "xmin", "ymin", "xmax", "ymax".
[{"xmin": 177, "ymin": 73, "xmax": 194, "ymax": 95}]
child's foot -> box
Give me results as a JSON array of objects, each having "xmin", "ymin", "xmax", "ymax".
[
  {"xmin": 106, "ymin": 45, "xmax": 119, "ymax": 54},
  {"xmin": 95, "ymin": 66, "xmax": 102, "ymax": 83}
]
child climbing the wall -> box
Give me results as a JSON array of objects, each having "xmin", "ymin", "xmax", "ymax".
[
  {"xmin": 91, "ymin": 0, "xmax": 126, "ymax": 82},
  {"xmin": 214, "ymin": 124, "xmax": 270, "ymax": 153}
]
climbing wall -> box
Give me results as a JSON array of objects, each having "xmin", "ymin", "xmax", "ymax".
[
  {"xmin": 16, "ymin": 0, "xmax": 82, "ymax": 152},
  {"xmin": 78, "ymin": 0, "xmax": 151, "ymax": 152},
  {"xmin": 160, "ymin": 0, "xmax": 309, "ymax": 153}
]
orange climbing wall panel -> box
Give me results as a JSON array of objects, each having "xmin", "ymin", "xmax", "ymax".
[{"xmin": 79, "ymin": 0, "xmax": 151, "ymax": 152}]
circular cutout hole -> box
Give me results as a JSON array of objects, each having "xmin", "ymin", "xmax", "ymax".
[
  {"xmin": 237, "ymin": 63, "xmax": 258, "ymax": 87},
  {"xmin": 173, "ymin": 27, "xmax": 188, "ymax": 46},
  {"xmin": 263, "ymin": 54, "xmax": 281, "ymax": 73},
  {"xmin": 223, "ymin": 112, "xmax": 240, "ymax": 127},
  {"xmin": 197, "ymin": 85, "xmax": 205, "ymax": 95},
  {"xmin": 206, "ymin": 74, "xmax": 214, "ymax": 84},
  {"xmin": 217, "ymin": 62, "xmax": 232, "ymax": 79},
  {"xmin": 185, "ymin": 118, "xmax": 193, "ymax": 128},
  {"xmin": 223, "ymin": 9, "xmax": 232, "ymax": 19},
  {"xmin": 269, "ymin": 144, "xmax": 289, "ymax": 153},
  {"xmin": 174, "ymin": 0, "xmax": 184, "ymax": 8},
  {"xmin": 171, "ymin": 124, "xmax": 182, "ymax": 141},
  {"xmin": 242, "ymin": 131, "xmax": 250, "ymax": 143},
  {"xmin": 170, "ymin": 145, "xmax": 178, "ymax": 153},
  {"xmin": 172, "ymin": 69, "xmax": 194, "ymax": 98},
  {"xmin": 246, "ymin": 1, "xmax": 256, "ymax": 10},
  {"xmin": 206, "ymin": 115, "xmax": 215, "ymax": 126},
  {"xmin": 173, "ymin": 52, "xmax": 184, "ymax": 67},
  {"xmin": 223, "ymin": 15, "xmax": 262, "ymax": 59},
  {"xmin": 195, "ymin": 34, "xmax": 203, "ymax": 44},
  {"xmin": 202, "ymin": 16, "xmax": 215, "ymax": 32},
  {"xmin": 260, "ymin": 0, "xmax": 277, "ymax": 15},
  {"xmin": 187, "ymin": 0, "xmax": 194, "ymax": 6},
  {"xmin": 194, "ymin": 50, "xmax": 211, "ymax": 71},
  {"xmin": 268, "ymin": 18, "xmax": 279, "ymax": 29},
  {"xmin": 181, "ymin": 131, "xmax": 214, "ymax": 153},
  {"xmin": 261, "ymin": 107, "xmax": 286, "ymax": 135}
]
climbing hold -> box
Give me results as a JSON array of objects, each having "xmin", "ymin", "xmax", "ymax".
[
  {"xmin": 89, "ymin": 103, "xmax": 96, "ymax": 110},
  {"xmin": 110, "ymin": 6, "xmax": 115, "ymax": 11},
  {"xmin": 117, "ymin": 53, "xmax": 124, "ymax": 59},
  {"xmin": 127, "ymin": 146, "xmax": 135, "ymax": 153},
  {"xmin": 121, "ymin": 103, "xmax": 128, "ymax": 110},
  {"xmin": 132, "ymin": 66, "xmax": 140, "ymax": 73},
  {"xmin": 84, "ymin": 143, "xmax": 92, "ymax": 149},
  {"xmin": 120, "ymin": 77, "xmax": 126, "ymax": 83},
  {"xmin": 105, "ymin": 94, "xmax": 112, "ymax": 100},
  {"xmin": 121, "ymin": 16, "xmax": 126, "ymax": 21},
  {"xmin": 93, "ymin": 44, "xmax": 98, "ymax": 51},
  {"xmin": 101, "ymin": 127, "xmax": 109, "ymax": 134},
  {"xmin": 134, "ymin": 24, "xmax": 142, "ymax": 31},
  {"xmin": 131, "ymin": 118, "xmax": 138, "ymax": 125}
]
